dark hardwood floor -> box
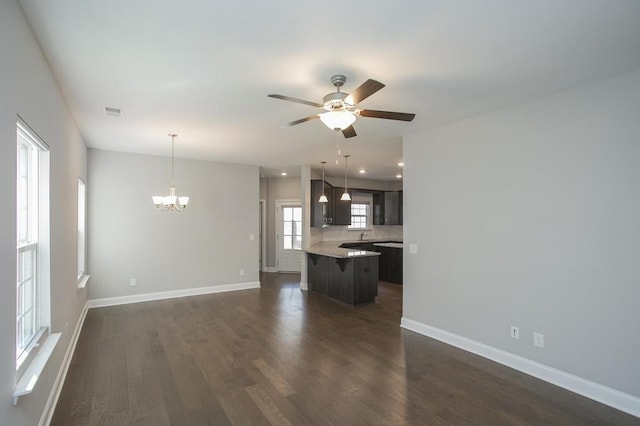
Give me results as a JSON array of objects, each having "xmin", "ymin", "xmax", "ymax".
[{"xmin": 52, "ymin": 273, "xmax": 638, "ymax": 425}]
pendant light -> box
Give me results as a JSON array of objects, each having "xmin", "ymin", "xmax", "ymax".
[
  {"xmin": 340, "ymin": 154, "xmax": 351, "ymax": 201},
  {"xmin": 152, "ymin": 133, "xmax": 190, "ymax": 211},
  {"xmin": 319, "ymin": 161, "xmax": 328, "ymax": 203}
]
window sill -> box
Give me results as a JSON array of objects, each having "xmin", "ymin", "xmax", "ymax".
[
  {"xmin": 77, "ymin": 274, "xmax": 90, "ymax": 289},
  {"xmin": 13, "ymin": 333, "xmax": 61, "ymax": 405}
]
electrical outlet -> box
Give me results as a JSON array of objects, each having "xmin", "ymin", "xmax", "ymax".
[
  {"xmin": 409, "ymin": 244, "xmax": 418, "ymax": 254},
  {"xmin": 534, "ymin": 332, "xmax": 544, "ymax": 348},
  {"xmin": 250, "ymin": 234, "xmax": 255, "ymax": 241},
  {"xmin": 239, "ymin": 269, "xmax": 245, "ymax": 276},
  {"xmin": 129, "ymin": 278, "xmax": 137, "ymax": 287},
  {"xmin": 510, "ymin": 326, "xmax": 519, "ymax": 339}
]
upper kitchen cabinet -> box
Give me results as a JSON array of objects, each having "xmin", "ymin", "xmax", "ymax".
[
  {"xmin": 311, "ymin": 179, "xmax": 335, "ymax": 227},
  {"xmin": 373, "ymin": 190, "xmax": 403, "ymax": 225},
  {"xmin": 312, "ymin": 180, "xmax": 401, "ymax": 227},
  {"xmin": 332, "ymin": 186, "xmax": 352, "ymax": 226}
]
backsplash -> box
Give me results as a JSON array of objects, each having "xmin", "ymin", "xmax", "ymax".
[{"xmin": 314, "ymin": 225, "xmax": 403, "ymax": 242}]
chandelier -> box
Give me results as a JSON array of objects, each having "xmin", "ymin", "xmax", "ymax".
[{"xmin": 152, "ymin": 133, "xmax": 190, "ymax": 211}]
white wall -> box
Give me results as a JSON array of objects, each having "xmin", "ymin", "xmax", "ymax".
[
  {"xmin": 0, "ymin": 1, "xmax": 88, "ymax": 424},
  {"xmin": 88, "ymin": 149, "xmax": 260, "ymax": 299},
  {"xmin": 403, "ymin": 71, "xmax": 640, "ymax": 401}
]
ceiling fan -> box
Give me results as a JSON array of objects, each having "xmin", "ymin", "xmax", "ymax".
[{"xmin": 268, "ymin": 74, "xmax": 415, "ymax": 138}]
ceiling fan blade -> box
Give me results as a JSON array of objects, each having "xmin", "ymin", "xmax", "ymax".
[
  {"xmin": 358, "ymin": 109, "xmax": 416, "ymax": 122},
  {"xmin": 342, "ymin": 125, "xmax": 357, "ymax": 138},
  {"xmin": 283, "ymin": 114, "xmax": 320, "ymax": 127},
  {"xmin": 268, "ymin": 94, "xmax": 323, "ymax": 108},
  {"xmin": 345, "ymin": 79, "xmax": 385, "ymax": 105}
]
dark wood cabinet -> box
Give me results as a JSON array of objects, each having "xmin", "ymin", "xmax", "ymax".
[
  {"xmin": 311, "ymin": 181, "xmax": 401, "ymax": 227},
  {"xmin": 311, "ymin": 180, "xmax": 335, "ymax": 227},
  {"xmin": 307, "ymin": 253, "xmax": 328, "ymax": 294},
  {"xmin": 384, "ymin": 191, "xmax": 401, "ymax": 225},
  {"xmin": 373, "ymin": 245, "xmax": 403, "ymax": 284},
  {"xmin": 307, "ymin": 253, "xmax": 378, "ymax": 304},
  {"xmin": 373, "ymin": 191, "xmax": 384, "ymax": 225},
  {"xmin": 328, "ymin": 258, "xmax": 353, "ymax": 304},
  {"xmin": 372, "ymin": 190, "xmax": 403, "ymax": 225},
  {"xmin": 353, "ymin": 256, "xmax": 379, "ymax": 302},
  {"xmin": 332, "ymin": 187, "xmax": 352, "ymax": 226}
]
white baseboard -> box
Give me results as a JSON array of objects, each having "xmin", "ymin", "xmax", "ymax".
[
  {"xmin": 400, "ymin": 317, "xmax": 640, "ymax": 419},
  {"xmin": 300, "ymin": 281, "xmax": 308, "ymax": 291},
  {"xmin": 263, "ymin": 267, "xmax": 277, "ymax": 273},
  {"xmin": 39, "ymin": 301, "xmax": 89, "ymax": 426},
  {"xmin": 87, "ymin": 281, "xmax": 261, "ymax": 308}
]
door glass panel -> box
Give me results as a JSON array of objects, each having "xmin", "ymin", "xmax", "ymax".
[
  {"xmin": 282, "ymin": 206, "xmax": 302, "ymax": 250},
  {"xmin": 283, "ymin": 207, "xmax": 293, "ymax": 221}
]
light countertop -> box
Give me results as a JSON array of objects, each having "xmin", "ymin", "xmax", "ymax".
[
  {"xmin": 304, "ymin": 241, "xmax": 381, "ymax": 259},
  {"xmin": 373, "ymin": 242, "xmax": 403, "ymax": 249}
]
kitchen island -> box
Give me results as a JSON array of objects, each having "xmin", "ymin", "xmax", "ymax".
[
  {"xmin": 305, "ymin": 242, "xmax": 380, "ymax": 305},
  {"xmin": 373, "ymin": 242, "xmax": 403, "ymax": 284}
]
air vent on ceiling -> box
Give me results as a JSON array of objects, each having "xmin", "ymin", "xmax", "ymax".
[{"xmin": 104, "ymin": 106, "xmax": 121, "ymax": 117}]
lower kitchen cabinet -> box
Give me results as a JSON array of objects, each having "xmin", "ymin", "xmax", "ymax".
[
  {"xmin": 307, "ymin": 253, "xmax": 328, "ymax": 294},
  {"xmin": 306, "ymin": 253, "xmax": 378, "ymax": 304},
  {"xmin": 374, "ymin": 245, "xmax": 403, "ymax": 284}
]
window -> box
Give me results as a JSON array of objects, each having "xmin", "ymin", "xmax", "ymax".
[
  {"xmin": 348, "ymin": 202, "xmax": 369, "ymax": 229},
  {"xmin": 77, "ymin": 179, "xmax": 88, "ymax": 287},
  {"xmin": 282, "ymin": 206, "xmax": 302, "ymax": 250},
  {"xmin": 16, "ymin": 133, "xmax": 39, "ymax": 361},
  {"xmin": 16, "ymin": 120, "xmax": 50, "ymax": 373}
]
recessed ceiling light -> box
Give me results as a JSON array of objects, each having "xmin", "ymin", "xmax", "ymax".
[
  {"xmin": 281, "ymin": 172, "xmax": 287, "ymax": 176},
  {"xmin": 359, "ymin": 169, "xmax": 366, "ymax": 174},
  {"xmin": 104, "ymin": 106, "xmax": 121, "ymax": 117},
  {"xmin": 396, "ymin": 174, "xmax": 403, "ymax": 179},
  {"xmin": 397, "ymin": 162, "xmax": 404, "ymax": 167}
]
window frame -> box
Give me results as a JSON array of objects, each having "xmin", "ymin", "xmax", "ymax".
[
  {"xmin": 15, "ymin": 119, "xmax": 50, "ymax": 377},
  {"xmin": 77, "ymin": 178, "xmax": 89, "ymax": 288},
  {"xmin": 348, "ymin": 202, "xmax": 370, "ymax": 230}
]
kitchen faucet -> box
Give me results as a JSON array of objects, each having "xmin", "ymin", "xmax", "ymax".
[{"xmin": 360, "ymin": 232, "xmax": 368, "ymax": 241}]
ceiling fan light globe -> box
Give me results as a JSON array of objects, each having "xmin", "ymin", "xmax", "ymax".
[{"xmin": 320, "ymin": 111, "xmax": 356, "ymax": 131}]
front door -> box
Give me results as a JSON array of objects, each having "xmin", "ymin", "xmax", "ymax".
[{"xmin": 276, "ymin": 201, "xmax": 302, "ymax": 272}]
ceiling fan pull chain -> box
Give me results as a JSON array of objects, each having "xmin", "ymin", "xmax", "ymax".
[{"xmin": 336, "ymin": 130, "xmax": 342, "ymax": 164}]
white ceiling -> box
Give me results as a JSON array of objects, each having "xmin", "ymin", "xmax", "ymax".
[{"xmin": 19, "ymin": 0, "xmax": 640, "ymax": 180}]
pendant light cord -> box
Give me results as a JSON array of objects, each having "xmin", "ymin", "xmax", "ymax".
[{"xmin": 344, "ymin": 154, "xmax": 349, "ymax": 191}]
